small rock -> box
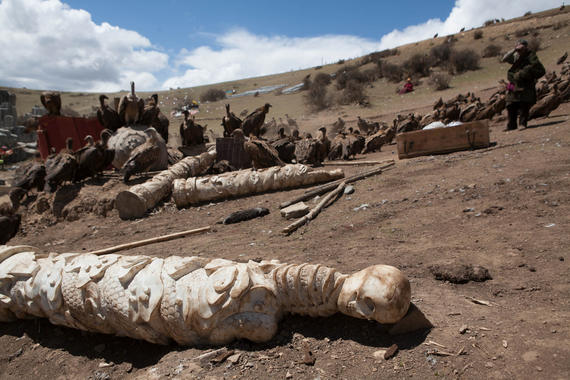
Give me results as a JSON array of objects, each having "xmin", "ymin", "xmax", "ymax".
[
  {"xmin": 286, "ymin": 371, "xmax": 293, "ymax": 379},
  {"xmin": 463, "ymin": 207, "xmax": 475, "ymax": 212},
  {"xmin": 344, "ymin": 185, "xmax": 355, "ymax": 195},
  {"xmin": 98, "ymin": 361, "xmax": 113, "ymax": 368},
  {"xmin": 536, "ymin": 366, "xmax": 543, "ymax": 372},
  {"xmin": 227, "ymin": 352, "xmax": 242, "ymax": 365},
  {"xmin": 280, "ymin": 202, "xmax": 310, "ymax": 219},
  {"xmin": 502, "ymin": 340, "xmax": 508, "ymax": 348},
  {"xmin": 485, "ymin": 362, "xmax": 494, "ymax": 368},
  {"xmin": 459, "ymin": 325, "xmax": 468, "ymax": 334}
]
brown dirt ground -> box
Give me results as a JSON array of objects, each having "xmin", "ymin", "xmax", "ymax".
[{"xmin": 1, "ymin": 99, "xmax": 569, "ymax": 379}]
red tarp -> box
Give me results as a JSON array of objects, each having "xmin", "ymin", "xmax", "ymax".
[{"xmin": 37, "ymin": 115, "xmax": 105, "ymax": 159}]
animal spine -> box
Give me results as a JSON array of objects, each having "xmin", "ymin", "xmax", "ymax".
[{"xmin": 0, "ymin": 245, "xmax": 411, "ymax": 345}]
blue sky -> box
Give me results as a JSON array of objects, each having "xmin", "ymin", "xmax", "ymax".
[{"xmin": 0, "ymin": 0, "xmax": 562, "ymax": 92}]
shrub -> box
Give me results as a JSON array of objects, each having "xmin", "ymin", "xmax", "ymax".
[
  {"xmin": 314, "ymin": 72, "xmax": 332, "ymax": 86},
  {"xmin": 382, "ymin": 62, "xmax": 403, "ymax": 82},
  {"xmin": 403, "ymin": 53, "xmax": 434, "ymax": 77},
  {"xmin": 450, "ymin": 49, "xmax": 480, "ymax": 73},
  {"xmin": 482, "ymin": 44, "xmax": 502, "ymax": 58},
  {"xmin": 337, "ymin": 59, "xmax": 345, "ymax": 65},
  {"xmin": 362, "ymin": 68, "xmax": 379, "ymax": 83},
  {"xmin": 304, "ymin": 82, "xmax": 331, "ymax": 111},
  {"xmin": 338, "ymin": 80, "xmax": 368, "ymax": 105},
  {"xmin": 474, "ymin": 30, "xmax": 484, "ymax": 40},
  {"xmin": 429, "ymin": 72, "xmax": 451, "ymax": 90},
  {"xmin": 430, "ymin": 42, "xmax": 454, "ymax": 65},
  {"xmin": 528, "ymin": 37, "xmax": 541, "ymax": 52},
  {"xmin": 515, "ymin": 28, "xmax": 533, "ymax": 37},
  {"xmin": 524, "ymin": 11, "xmax": 532, "ymax": 17},
  {"xmin": 199, "ymin": 88, "xmax": 226, "ymax": 102},
  {"xmin": 314, "ymin": 65, "xmax": 322, "ymax": 70},
  {"xmin": 484, "ymin": 20, "xmax": 495, "ymax": 27},
  {"xmin": 335, "ymin": 65, "xmax": 368, "ymax": 89}
]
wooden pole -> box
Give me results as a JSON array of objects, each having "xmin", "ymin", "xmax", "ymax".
[
  {"xmin": 279, "ymin": 162, "xmax": 395, "ymax": 209},
  {"xmin": 323, "ymin": 159, "xmax": 394, "ymax": 166},
  {"xmin": 282, "ymin": 181, "xmax": 346, "ymax": 235},
  {"xmin": 87, "ymin": 226, "xmax": 212, "ymax": 255}
]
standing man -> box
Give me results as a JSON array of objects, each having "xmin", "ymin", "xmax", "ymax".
[{"xmin": 502, "ymin": 39, "xmax": 545, "ymax": 130}]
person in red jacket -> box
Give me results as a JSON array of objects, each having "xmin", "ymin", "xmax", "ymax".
[{"xmin": 399, "ymin": 78, "xmax": 414, "ymax": 94}]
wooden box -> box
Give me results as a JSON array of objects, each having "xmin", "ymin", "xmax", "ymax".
[{"xmin": 396, "ymin": 120, "xmax": 490, "ymax": 159}]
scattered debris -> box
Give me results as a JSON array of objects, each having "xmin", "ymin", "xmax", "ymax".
[
  {"xmin": 353, "ymin": 203, "xmax": 370, "ymax": 211},
  {"xmin": 465, "ymin": 296, "xmax": 493, "ymax": 306},
  {"xmin": 459, "ymin": 324, "xmax": 469, "ymax": 334},
  {"xmin": 301, "ymin": 343, "xmax": 316, "ymax": 365},
  {"xmin": 430, "ymin": 264, "xmax": 492, "ymax": 283},
  {"xmin": 211, "ymin": 349, "xmax": 235, "ymax": 364}
]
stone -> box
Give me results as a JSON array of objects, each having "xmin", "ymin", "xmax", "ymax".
[
  {"xmin": 459, "ymin": 325, "xmax": 468, "ymax": 334},
  {"xmin": 343, "ymin": 185, "xmax": 355, "ymax": 195},
  {"xmin": 280, "ymin": 202, "xmax": 310, "ymax": 219}
]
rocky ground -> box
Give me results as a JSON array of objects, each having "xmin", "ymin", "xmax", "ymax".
[{"xmin": 0, "ymin": 102, "xmax": 569, "ymax": 379}]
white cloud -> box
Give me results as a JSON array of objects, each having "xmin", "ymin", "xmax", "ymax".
[
  {"xmin": 0, "ymin": 0, "xmax": 562, "ymax": 92},
  {"xmin": 378, "ymin": 0, "xmax": 563, "ymax": 50},
  {"xmin": 162, "ymin": 29, "xmax": 380, "ymax": 89},
  {"xmin": 0, "ymin": 0, "xmax": 168, "ymax": 92}
]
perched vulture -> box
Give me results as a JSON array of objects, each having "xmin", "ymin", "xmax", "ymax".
[
  {"xmin": 271, "ymin": 128, "xmax": 296, "ymax": 163},
  {"xmin": 118, "ymin": 81, "xmax": 145, "ymax": 126},
  {"xmin": 315, "ymin": 127, "xmax": 330, "ymax": 163},
  {"xmin": 221, "ymin": 104, "xmax": 242, "ymax": 137},
  {"xmin": 40, "ymin": 92, "xmax": 62, "ymax": 116},
  {"xmin": 294, "ymin": 137, "xmax": 321, "ymax": 166},
  {"xmin": 74, "ymin": 131, "xmax": 113, "ymax": 181},
  {"xmin": 328, "ymin": 133, "xmax": 346, "ymax": 161},
  {"xmin": 285, "ymin": 114, "xmax": 298, "ymax": 127},
  {"xmin": 97, "ymin": 94, "xmax": 122, "ymax": 132},
  {"xmin": 140, "ymin": 94, "xmax": 169, "ymax": 142},
  {"xmin": 45, "ymin": 138, "xmax": 78, "ymax": 192},
  {"xmin": 9, "ymin": 161, "xmax": 46, "ymax": 208},
  {"xmin": 330, "ymin": 117, "xmax": 345, "ymax": 136},
  {"xmin": 244, "ymin": 135, "xmax": 284, "ymax": 170},
  {"xmin": 361, "ymin": 128, "xmax": 391, "ymax": 154},
  {"xmin": 529, "ymin": 85, "xmax": 562, "ymax": 119},
  {"xmin": 122, "ymin": 128, "xmax": 163, "ymax": 182},
  {"xmin": 343, "ymin": 129, "xmax": 365, "ymax": 160},
  {"xmin": 0, "ymin": 214, "xmax": 21, "ymax": 245},
  {"xmin": 242, "ymin": 103, "xmax": 271, "ymax": 137},
  {"xmin": 180, "ymin": 110, "xmax": 204, "ymax": 146},
  {"xmin": 357, "ymin": 117, "xmax": 380, "ymax": 135}
]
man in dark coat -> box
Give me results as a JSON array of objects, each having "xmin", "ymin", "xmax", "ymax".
[{"xmin": 501, "ymin": 39, "xmax": 546, "ymax": 130}]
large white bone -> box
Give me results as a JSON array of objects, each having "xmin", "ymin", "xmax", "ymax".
[{"xmin": 0, "ymin": 245, "xmax": 410, "ymax": 345}]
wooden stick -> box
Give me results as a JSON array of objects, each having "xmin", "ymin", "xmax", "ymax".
[
  {"xmin": 282, "ymin": 181, "xmax": 346, "ymax": 235},
  {"xmin": 323, "ymin": 159, "xmax": 394, "ymax": 166},
  {"xmin": 88, "ymin": 226, "xmax": 212, "ymax": 255},
  {"xmin": 279, "ymin": 162, "xmax": 395, "ymax": 209}
]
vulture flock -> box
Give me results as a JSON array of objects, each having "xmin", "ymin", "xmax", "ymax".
[{"xmin": 218, "ymin": 102, "xmax": 396, "ymax": 170}]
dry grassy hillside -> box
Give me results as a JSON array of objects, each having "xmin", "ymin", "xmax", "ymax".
[{"xmin": 2, "ymin": 7, "xmax": 569, "ymax": 143}]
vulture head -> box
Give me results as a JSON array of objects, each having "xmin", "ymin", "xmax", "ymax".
[
  {"xmin": 231, "ymin": 128, "xmax": 245, "ymax": 141},
  {"xmin": 263, "ymin": 103, "xmax": 272, "ymax": 113}
]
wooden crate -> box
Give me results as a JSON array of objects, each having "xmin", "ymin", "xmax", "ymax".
[{"xmin": 396, "ymin": 120, "xmax": 490, "ymax": 159}]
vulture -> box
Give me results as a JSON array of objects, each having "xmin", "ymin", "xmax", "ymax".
[
  {"xmin": 97, "ymin": 94, "xmax": 122, "ymax": 132},
  {"xmin": 122, "ymin": 128, "xmax": 163, "ymax": 182},
  {"xmin": 0, "ymin": 213, "xmax": 21, "ymax": 245},
  {"xmin": 285, "ymin": 114, "xmax": 298, "ymax": 127},
  {"xmin": 327, "ymin": 133, "xmax": 346, "ymax": 161},
  {"xmin": 45, "ymin": 138, "xmax": 78, "ymax": 192},
  {"xmin": 331, "ymin": 117, "xmax": 345, "ymax": 136},
  {"xmin": 118, "ymin": 81, "xmax": 145, "ymax": 126},
  {"xmin": 343, "ymin": 129, "xmax": 365, "ymax": 160},
  {"xmin": 74, "ymin": 132, "xmax": 111, "ymax": 181},
  {"xmin": 361, "ymin": 128, "xmax": 390, "ymax": 154},
  {"xmin": 294, "ymin": 137, "xmax": 321, "ymax": 166},
  {"xmin": 9, "ymin": 161, "xmax": 46, "ymax": 208},
  {"xmin": 242, "ymin": 103, "xmax": 271, "ymax": 137},
  {"xmin": 529, "ymin": 85, "xmax": 562, "ymax": 119},
  {"xmin": 40, "ymin": 92, "xmax": 62, "ymax": 116},
  {"xmin": 315, "ymin": 127, "xmax": 330, "ymax": 163},
  {"xmin": 433, "ymin": 33, "xmax": 438, "ymax": 39},
  {"xmin": 357, "ymin": 117, "xmax": 380, "ymax": 135},
  {"xmin": 244, "ymin": 134, "xmax": 284, "ymax": 170},
  {"xmin": 141, "ymin": 94, "xmax": 169, "ymax": 142},
  {"xmin": 180, "ymin": 110, "xmax": 204, "ymax": 146},
  {"xmin": 271, "ymin": 128, "xmax": 296, "ymax": 163},
  {"xmin": 221, "ymin": 104, "xmax": 243, "ymax": 137},
  {"xmin": 556, "ymin": 52, "xmax": 568, "ymax": 65}
]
